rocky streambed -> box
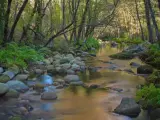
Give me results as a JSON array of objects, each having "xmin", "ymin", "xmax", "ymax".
[{"xmin": 0, "ymin": 44, "xmax": 150, "ymax": 120}]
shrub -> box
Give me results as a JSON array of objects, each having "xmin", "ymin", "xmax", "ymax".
[
  {"xmin": 136, "ymin": 84, "xmax": 160, "ymax": 109},
  {"xmin": 0, "ymin": 43, "xmax": 44, "ymax": 68},
  {"xmin": 147, "ymin": 70, "xmax": 160, "ymax": 84}
]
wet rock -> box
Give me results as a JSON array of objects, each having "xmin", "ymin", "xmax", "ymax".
[
  {"xmin": 44, "ymin": 86, "xmax": 56, "ymax": 92},
  {"xmin": 123, "ymin": 69, "xmax": 135, "ymax": 74},
  {"xmin": 65, "ymin": 54, "xmax": 74, "ymax": 61},
  {"xmin": 67, "ymin": 69, "xmax": 76, "ymax": 75},
  {"xmin": 0, "ymin": 75, "xmax": 10, "ymax": 83},
  {"xmin": 150, "ymin": 108, "xmax": 160, "ymax": 120},
  {"xmin": 8, "ymin": 65, "xmax": 20, "ymax": 74},
  {"xmin": 6, "ymin": 80, "xmax": 29, "ymax": 93},
  {"xmin": 130, "ymin": 62, "xmax": 141, "ymax": 68},
  {"xmin": 110, "ymin": 51, "xmax": 134, "ymax": 60},
  {"xmin": 41, "ymin": 92, "xmax": 57, "ymax": 100},
  {"xmin": 5, "ymin": 89, "xmax": 20, "ymax": 98},
  {"xmin": 15, "ymin": 74, "xmax": 29, "ymax": 81},
  {"xmin": 56, "ymin": 85, "xmax": 64, "ymax": 89},
  {"xmin": 89, "ymin": 84, "xmax": 100, "ymax": 89},
  {"xmin": 17, "ymin": 100, "xmax": 33, "ymax": 112},
  {"xmin": 107, "ymin": 65, "xmax": 118, "ymax": 70},
  {"xmin": 14, "ymin": 107, "xmax": 29, "ymax": 115},
  {"xmin": 35, "ymin": 69, "xmax": 44, "ymax": 75},
  {"xmin": 137, "ymin": 65, "xmax": 153, "ymax": 74},
  {"xmin": 114, "ymin": 98, "xmax": 141, "ymax": 117},
  {"xmin": 3, "ymin": 71, "xmax": 15, "ymax": 79},
  {"xmin": 0, "ymin": 83, "xmax": 9, "ymax": 96},
  {"xmin": 71, "ymin": 64, "xmax": 80, "ymax": 71},
  {"xmin": 106, "ymin": 87, "xmax": 123, "ymax": 92},
  {"xmin": 0, "ymin": 67, "xmax": 4, "ymax": 74},
  {"xmin": 55, "ymin": 79, "xmax": 65, "ymax": 85},
  {"xmin": 70, "ymin": 81, "xmax": 84, "ymax": 86},
  {"xmin": 39, "ymin": 75, "xmax": 53, "ymax": 85},
  {"xmin": 64, "ymin": 75, "xmax": 80, "ymax": 83},
  {"xmin": 61, "ymin": 63, "xmax": 71, "ymax": 70},
  {"xmin": 111, "ymin": 41, "xmax": 118, "ymax": 47}
]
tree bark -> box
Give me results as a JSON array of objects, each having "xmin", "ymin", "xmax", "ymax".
[
  {"xmin": 144, "ymin": 0, "xmax": 153, "ymax": 43},
  {"xmin": 135, "ymin": 0, "xmax": 145, "ymax": 40},
  {"xmin": 7, "ymin": 0, "xmax": 29, "ymax": 42},
  {"xmin": 147, "ymin": 0, "xmax": 160, "ymax": 42},
  {"xmin": 3, "ymin": 0, "xmax": 12, "ymax": 44}
]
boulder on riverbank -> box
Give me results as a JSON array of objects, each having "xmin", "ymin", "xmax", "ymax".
[
  {"xmin": 150, "ymin": 108, "xmax": 160, "ymax": 120},
  {"xmin": 114, "ymin": 98, "xmax": 141, "ymax": 117},
  {"xmin": 41, "ymin": 91, "xmax": 57, "ymax": 100},
  {"xmin": 64, "ymin": 75, "xmax": 81, "ymax": 83},
  {"xmin": 109, "ymin": 51, "xmax": 134, "ymax": 60},
  {"xmin": 137, "ymin": 65, "xmax": 153, "ymax": 74}
]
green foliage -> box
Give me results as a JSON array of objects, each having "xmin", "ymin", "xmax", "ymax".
[
  {"xmin": 144, "ymin": 44, "xmax": 160, "ymax": 68},
  {"xmin": 0, "ymin": 43, "xmax": 44, "ymax": 68},
  {"xmin": 136, "ymin": 84, "xmax": 160, "ymax": 109},
  {"xmin": 147, "ymin": 70, "xmax": 160, "ymax": 84},
  {"xmin": 79, "ymin": 37, "xmax": 100, "ymax": 52}
]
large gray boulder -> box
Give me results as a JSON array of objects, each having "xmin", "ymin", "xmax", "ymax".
[
  {"xmin": 0, "ymin": 83, "xmax": 9, "ymax": 96},
  {"xmin": 41, "ymin": 92, "xmax": 57, "ymax": 100},
  {"xmin": 150, "ymin": 108, "xmax": 160, "ymax": 120},
  {"xmin": 114, "ymin": 98, "xmax": 141, "ymax": 117},
  {"xmin": 64, "ymin": 75, "xmax": 80, "ymax": 83},
  {"xmin": 6, "ymin": 80, "xmax": 29, "ymax": 93}
]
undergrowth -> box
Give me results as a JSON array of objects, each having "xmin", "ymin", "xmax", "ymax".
[
  {"xmin": 136, "ymin": 84, "xmax": 160, "ymax": 109},
  {"xmin": 0, "ymin": 43, "xmax": 45, "ymax": 68}
]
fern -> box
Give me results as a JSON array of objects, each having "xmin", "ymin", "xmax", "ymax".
[
  {"xmin": 0, "ymin": 43, "xmax": 44, "ymax": 68},
  {"xmin": 136, "ymin": 84, "xmax": 160, "ymax": 109}
]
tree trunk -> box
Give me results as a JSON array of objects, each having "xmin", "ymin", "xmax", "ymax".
[
  {"xmin": 147, "ymin": 0, "xmax": 160, "ymax": 42},
  {"xmin": 144, "ymin": 0, "xmax": 153, "ymax": 43},
  {"xmin": 0, "ymin": 0, "xmax": 6, "ymax": 43},
  {"xmin": 7, "ymin": 0, "xmax": 29, "ymax": 42},
  {"xmin": 135, "ymin": 0, "xmax": 145, "ymax": 40},
  {"xmin": 77, "ymin": 0, "xmax": 90, "ymax": 42}
]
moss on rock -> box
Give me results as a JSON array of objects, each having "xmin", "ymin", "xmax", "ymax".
[{"xmin": 109, "ymin": 51, "xmax": 134, "ymax": 60}]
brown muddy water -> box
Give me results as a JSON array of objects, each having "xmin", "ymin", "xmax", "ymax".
[{"xmin": 22, "ymin": 45, "xmax": 149, "ymax": 120}]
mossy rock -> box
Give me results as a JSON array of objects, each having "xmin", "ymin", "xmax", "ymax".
[
  {"xmin": 8, "ymin": 65, "xmax": 20, "ymax": 74},
  {"xmin": 147, "ymin": 70, "xmax": 160, "ymax": 84},
  {"xmin": 109, "ymin": 52, "xmax": 134, "ymax": 60},
  {"xmin": 0, "ymin": 75, "xmax": 10, "ymax": 83},
  {"xmin": 5, "ymin": 89, "xmax": 20, "ymax": 98},
  {"xmin": 137, "ymin": 65, "xmax": 153, "ymax": 74}
]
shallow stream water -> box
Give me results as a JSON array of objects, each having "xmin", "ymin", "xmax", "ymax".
[{"xmin": 27, "ymin": 45, "xmax": 149, "ymax": 120}]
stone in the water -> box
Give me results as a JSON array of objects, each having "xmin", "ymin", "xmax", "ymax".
[
  {"xmin": 89, "ymin": 84, "xmax": 99, "ymax": 89},
  {"xmin": 137, "ymin": 65, "xmax": 153, "ymax": 74},
  {"xmin": 114, "ymin": 97, "xmax": 141, "ymax": 117},
  {"xmin": 6, "ymin": 80, "xmax": 29, "ymax": 93},
  {"xmin": 44, "ymin": 86, "xmax": 56, "ymax": 92},
  {"xmin": 3, "ymin": 71, "xmax": 15, "ymax": 79},
  {"xmin": 64, "ymin": 75, "xmax": 80, "ymax": 83},
  {"xmin": 5, "ymin": 89, "xmax": 20, "ymax": 98},
  {"xmin": 70, "ymin": 81, "xmax": 84, "ymax": 86},
  {"xmin": 130, "ymin": 62, "xmax": 141, "ymax": 67},
  {"xmin": 39, "ymin": 75, "xmax": 53, "ymax": 85},
  {"xmin": 41, "ymin": 92, "xmax": 57, "ymax": 100},
  {"xmin": 0, "ymin": 83, "xmax": 9, "ymax": 96}
]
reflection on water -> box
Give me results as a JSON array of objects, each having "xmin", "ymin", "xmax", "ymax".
[
  {"xmin": 30, "ymin": 45, "xmax": 148, "ymax": 120},
  {"xmin": 52, "ymin": 46, "xmax": 148, "ymax": 120}
]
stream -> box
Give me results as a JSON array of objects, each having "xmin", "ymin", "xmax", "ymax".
[{"xmin": 26, "ymin": 45, "xmax": 148, "ymax": 120}]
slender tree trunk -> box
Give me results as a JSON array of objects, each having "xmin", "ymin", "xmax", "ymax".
[
  {"xmin": 147, "ymin": 0, "xmax": 160, "ymax": 42},
  {"xmin": 7, "ymin": 0, "xmax": 29, "ymax": 42},
  {"xmin": 77, "ymin": 0, "xmax": 90, "ymax": 42},
  {"xmin": 158, "ymin": 0, "xmax": 160, "ymax": 10},
  {"xmin": 3, "ymin": 0, "xmax": 12, "ymax": 43},
  {"xmin": 0, "ymin": 0, "xmax": 6, "ymax": 43},
  {"xmin": 144, "ymin": 0, "xmax": 153, "ymax": 43},
  {"xmin": 135, "ymin": 0, "xmax": 145, "ymax": 40}
]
